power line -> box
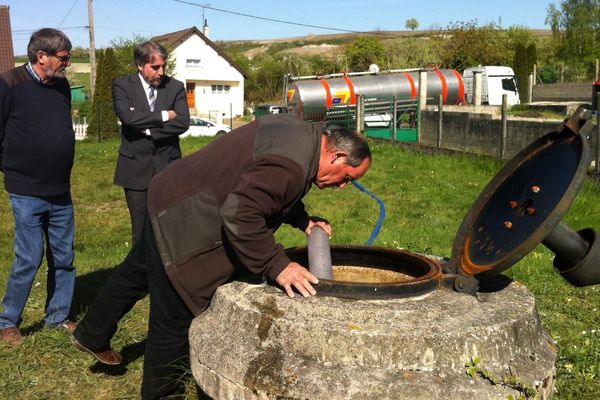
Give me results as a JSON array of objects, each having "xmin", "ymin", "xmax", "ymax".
[
  {"xmin": 15, "ymin": 26, "xmax": 158, "ymax": 35},
  {"xmin": 92, "ymin": 26, "xmax": 157, "ymax": 33},
  {"xmin": 173, "ymin": 0, "xmax": 399, "ymax": 37},
  {"xmin": 12, "ymin": 26, "xmax": 88, "ymax": 33},
  {"xmin": 11, "ymin": 26, "xmax": 89, "ymax": 43},
  {"xmin": 58, "ymin": 0, "xmax": 80, "ymax": 28}
]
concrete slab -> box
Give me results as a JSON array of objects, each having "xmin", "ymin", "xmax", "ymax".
[{"xmin": 190, "ymin": 278, "xmax": 556, "ymax": 399}]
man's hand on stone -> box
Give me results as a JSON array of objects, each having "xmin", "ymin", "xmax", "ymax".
[{"xmin": 276, "ymin": 262, "xmax": 318, "ymax": 298}]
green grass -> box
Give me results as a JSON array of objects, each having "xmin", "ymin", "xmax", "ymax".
[
  {"xmin": 1, "ymin": 136, "xmax": 600, "ymax": 398},
  {"xmin": 509, "ymin": 104, "xmax": 566, "ymax": 120},
  {"xmin": 72, "ymin": 72, "xmax": 91, "ymax": 90},
  {"xmin": 14, "ymin": 56, "xmax": 90, "ymax": 64}
]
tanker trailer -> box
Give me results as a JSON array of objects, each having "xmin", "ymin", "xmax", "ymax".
[{"xmin": 286, "ymin": 68, "xmax": 465, "ymax": 121}]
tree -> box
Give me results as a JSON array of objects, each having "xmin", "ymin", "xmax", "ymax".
[
  {"xmin": 345, "ymin": 37, "xmax": 385, "ymax": 71},
  {"xmin": 386, "ymin": 36, "xmax": 442, "ymax": 68},
  {"xmin": 246, "ymin": 53, "xmax": 289, "ymax": 104},
  {"xmin": 509, "ymin": 25, "xmax": 538, "ymax": 96},
  {"xmin": 69, "ymin": 46, "xmax": 89, "ymax": 60},
  {"xmin": 405, "ymin": 18, "xmax": 419, "ymax": 31},
  {"xmin": 527, "ymin": 43, "xmax": 538, "ymax": 72},
  {"xmin": 110, "ymin": 35, "xmax": 150, "ymax": 76},
  {"xmin": 513, "ymin": 43, "xmax": 529, "ymax": 98},
  {"xmin": 229, "ymin": 52, "xmax": 252, "ymax": 76},
  {"xmin": 545, "ymin": 3, "xmax": 562, "ymax": 34},
  {"xmin": 87, "ymin": 48, "xmax": 119, "ymax": 140},
  {"xmin": 436, "ymin": 20, "xmax": 510, "ymax": 71},
  {"xmin": 307, "ymin": 55, "xmax": 333, "ymax": 76},
  {"xmin": 545, "ymin": 0, "xmax": 600, "ymax": 79},
  {"xmin": 537, "ymin": 64, "xmax": 561, "ymax": 83},
  {"xmin": 561, "ymin": 0, "xmax": 598, "ymax": 56}
]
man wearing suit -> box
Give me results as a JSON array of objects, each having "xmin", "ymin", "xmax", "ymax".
[{"xmin": 113, "ymin": 40, "xmax": 190, "ymax": 245}]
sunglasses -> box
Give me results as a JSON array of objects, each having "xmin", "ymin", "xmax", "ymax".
[
  {"xmin": 51, "ymin": 53, "xmax": 71, "ymax": 63},
  {"xmin": 149, "ymin": 64, "xmax": 166, "ymax": 71}
]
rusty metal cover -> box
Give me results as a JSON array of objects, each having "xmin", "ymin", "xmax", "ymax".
[{"xmin": 450, "ymin": 124, "xmax": 590, "ymax": 279}]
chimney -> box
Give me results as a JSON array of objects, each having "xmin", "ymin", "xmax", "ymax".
[
  {"xmin": 0, "ymin": 5, "xmax": 15, "ymax": 74},
  {"xmin": 203, "ymin": 19, "xmax": 209, "ymax": 38}
]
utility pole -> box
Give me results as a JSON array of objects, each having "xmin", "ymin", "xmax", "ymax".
[{"xmin": 88, "ymin": 0, "xmax": 96, "ymax": 98}]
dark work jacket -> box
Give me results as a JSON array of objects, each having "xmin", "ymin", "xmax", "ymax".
[{"xmin": 148, "ymin": 114, "xmax": 322, "ymax": 315}]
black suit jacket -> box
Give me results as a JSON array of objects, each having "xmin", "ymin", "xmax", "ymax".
[{"xmin": 112, "ymin": 73, "xmax": 190, "ymax": 190}]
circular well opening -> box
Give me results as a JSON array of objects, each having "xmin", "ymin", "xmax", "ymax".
[{"xmin": 286, "ymin": 245, "xmax": 443, "ymax": 299}]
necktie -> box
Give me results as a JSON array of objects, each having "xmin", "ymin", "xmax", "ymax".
[{"xmin": 148, "ymin": 86, "xmax": 156, "ymax": 112}]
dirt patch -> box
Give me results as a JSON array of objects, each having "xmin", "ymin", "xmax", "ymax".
[
  {"xmin": 280, "ymin": 44, "xmax": 343, "ymax": 57},
  {"xmin": 244, "ymin": 43, "xmax": 343, "ymax": 59}
]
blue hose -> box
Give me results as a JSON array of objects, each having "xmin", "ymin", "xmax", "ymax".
[{"xmin": 351, "ymin": 180, "xmax": 386, "ymax": 245}]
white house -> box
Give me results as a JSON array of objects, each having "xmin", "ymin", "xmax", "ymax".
[{"xmin": 153, "ymin": 25, "xmax": 247, "ymax": 120}]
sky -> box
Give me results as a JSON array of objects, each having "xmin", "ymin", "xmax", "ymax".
[{"xmin": 4, "ymin": 0, "xmax": 556, "ymax": 56}]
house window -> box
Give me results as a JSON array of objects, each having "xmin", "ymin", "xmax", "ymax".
[
  {"xmin": 211, "ymin": 85, "xmax": 230, "ymax": 94},
  {"xmin": 186, "ymin": 59, "xmax": 201, "ymax": 68}
]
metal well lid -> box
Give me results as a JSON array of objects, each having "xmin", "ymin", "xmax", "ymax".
[{"xmin": 449, "ymin": 109, "xmax": 592, "ymax": 279}]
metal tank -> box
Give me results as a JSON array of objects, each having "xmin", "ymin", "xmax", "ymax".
[{"xmin": 286, "ymin": 68, "xmax": 465, "ymax": 120}]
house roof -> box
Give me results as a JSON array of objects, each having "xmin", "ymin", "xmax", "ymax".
[
  {"xmin": 0, "ymin": 5, "xmax": 15, "ymax": 74},
  {"xmin": 152, "ymin": 26, "xmax": 248, "ymax": 79}
]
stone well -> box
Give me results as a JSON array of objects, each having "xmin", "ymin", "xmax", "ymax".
[{"xmin": 189, "ymin": 275, "xmax": 556, "ymax": 399}]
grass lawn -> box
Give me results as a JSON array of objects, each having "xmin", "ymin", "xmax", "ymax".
[
  {"xmin": 0, "ymin": 136, "xmax": 599, "ymax": 399},
  {"xmin": 72, "ymin": 72, "xmax": 91, "ymax": 91}
]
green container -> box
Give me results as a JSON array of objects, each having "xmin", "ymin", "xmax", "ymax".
[{"xmin": 71, "ymin": 85, "xmax": 86, "ymax": 103}]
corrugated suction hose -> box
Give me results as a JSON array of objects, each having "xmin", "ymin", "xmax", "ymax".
[{"xmin": 308, "ymin": 226, "xmax": 332, "ymax": 280}]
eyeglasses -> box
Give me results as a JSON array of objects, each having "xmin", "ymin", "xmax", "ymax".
[
  {"xmin": 149, "ymin": 64, "xmax": 166, "ymax": 71},
  {"xmin": 51, "ymin": 53, "xmax": 71, "ymax": 63}
]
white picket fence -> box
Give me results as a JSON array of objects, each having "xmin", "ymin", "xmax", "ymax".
[
  {"xmin": 73, "ymin": 117, "xmax": 88, "ymax": 140},
  {"xmin": 72, "ymin": 114, "xmax": 228, "ymax": 140}
]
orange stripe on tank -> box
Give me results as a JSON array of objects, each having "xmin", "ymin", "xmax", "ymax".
[
  {"xmin": 343, "ymin": 75, "xmax": 357, "ymax": 105},
  {"xmin": 435, "ymin": 69, "xmax": 448, "ymax": 103},
  {"xmin": 320, "ymin": 79, "xmax": 333, "ymax": 107},
  {"xmin": 403, "ymin": 72, "xmax": 417, "ymax": 99},
  {"xmin": 450, "ymin": 69, "xmax": 465, "ymax": 104}
]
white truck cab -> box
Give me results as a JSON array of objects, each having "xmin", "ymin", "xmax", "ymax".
[{"xmin": 463, "ymin": 66, "xmax": 520, "ymax": 106}]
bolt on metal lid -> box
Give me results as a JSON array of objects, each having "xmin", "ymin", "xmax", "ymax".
[{"xmin": 449, "ymin": 112, "xmax": 591, "ymax": 279}]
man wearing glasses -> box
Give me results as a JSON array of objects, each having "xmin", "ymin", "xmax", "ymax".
[
  {"xmin": 0, "ymin": 28, "xmax": 77, "ymax": 346},
  {"xmin": 112, "ymin": 41, "xmax": 190, "ymax": 246}
]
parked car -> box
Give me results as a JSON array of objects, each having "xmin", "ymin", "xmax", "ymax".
[{"xmin": 181, "ymin": 116, "xmax": 231, "ymax": 138}]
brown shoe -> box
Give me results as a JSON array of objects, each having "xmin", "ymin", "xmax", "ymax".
[
  {"xmin": 71, "ymin": 335, "xmax": 122, "ymax": 366},
  {"xmin": 58, "ymin": 320, "xmax": 78, "ymax": 333},
  {"xmin": 0, "ymin": 326, "xmax": 24, "ymax": 346}
]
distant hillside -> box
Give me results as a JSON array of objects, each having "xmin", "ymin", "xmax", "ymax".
[
  {"xmin": 218, "ymin": 29, "xmax": 553, "ymax": 59},
  {"xmin": 224, "ymin": 29, "xmax": 553, "ymax": 45},
  {"xmin": 219, "ymin": 30, "xmax": 427, "ymax": 58}
]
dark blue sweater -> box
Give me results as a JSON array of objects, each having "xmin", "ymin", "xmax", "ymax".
[{"xmin": 0, "ymin": 65, "xmax": 75, "ymax": 197}]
